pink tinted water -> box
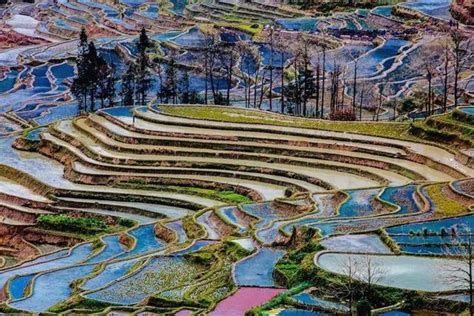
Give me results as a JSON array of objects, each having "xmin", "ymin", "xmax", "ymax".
[{"xmin": 210, "ymin": 286, "xmax": 284, "ymax": 316}]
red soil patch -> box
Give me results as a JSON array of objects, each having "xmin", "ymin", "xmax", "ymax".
[
  {"xmin": 0, "ymin": 30, "xmax": 47, "ymax": 49},
  {"xmin": 210, "ymin": 287, "xmax": 284, "ymax": 316}
]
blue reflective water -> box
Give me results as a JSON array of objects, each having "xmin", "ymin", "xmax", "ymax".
[
  {"xmin": 276, "ymin": 18, "xmax": 318, "ymax": 32},
  {"xmin": 292, "ymin": 293, "xmax": 349, "ymax": 312},
  {"xmin": 165, "ymin": 220, "xmax": 187, "ymax": 243},
  {"xmin": 151, "ymin": 31, "xmax": 183, "ymax": 42},
  {"xmin": 386, "ymin": 214, "xmax": 474, "ymax": 235},
  {"xmin": 400, "ymin": 0, "xmax": 451, "ymax": 20},
  {"xmin": 400, "ymin": 244, "xmax": 464, "ymax": 255},
  {"xmin": 338, "ymin": 189, "xmax": 381, "ymax": 217},
  {"xmin": 31, "ymin": 64, "xmax": 51, "ymax": 93},
  {"xmin": 25, "ymin": 127, "xmax": 46, "ymax": 141},
  {"xmin": 357, "ymin": 39, "xmax": 409, "ymax": 77},
  {"xmin": 102, "ymin": 106, "xmax": 133, "ymax": 117},
  {"xmin": 240, "ymin": 203, "xmax": 281, "ymax": 229},
  {"xmin": 169, "ymin": 0, "xmax": 187, "ymax": 14},
  {"xmin": 8, "ymin": 274, "xmax": 34, "ymax": 301},
  {"xmin": 50, "ymin": 63, "xmax": 75, "ymax": 83},
  {"xmin": 380, "ymin": 184, "xmax": 419, "ymax": 214},
  {"xmin": 0, "ymin": 69, "xmax": 19, "ymax": 93},
  {"xmin": 0, "ymin": 243, "xmax": 93, "ymax": 289},
  {"xmin": 391, "ymin": 234, "xmax": 470, "ymax": 244},
  {"xmin": 116, "ymin": 224, "xmax": 164, "ymax": 259},
  {"xmin": 372, "ymin": 6, "xmax": 394, "ymax": 18},
  {"xmin": 379, "ymin": 311, "xmax": 410, "ymax": 316},
  {"xmin": 219, "ymin": 206, "xmax": 247, "ymax": 232},
  {"xmin": 10, "ymin": 264, "xmax": 96, "ymax": 312},
  {"xmin": 234, "ymin": 248, "xmax": 285, "ymax": 287},
  {"xmin": 86, "ymin": 235, "xmax": 126, "ymax": 263},
  {"xmin": 460, "ymin": 107, "xmax": 474, "ymax": 115},
  {"xmin": 81, "ymin": 258, "xmax": 139, "ymax": 290},
  {"xmin": 173, "ymin": 27, "xmax": 209, "ymax": 48}
]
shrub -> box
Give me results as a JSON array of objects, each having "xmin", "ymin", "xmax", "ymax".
[
  {"xmin": 329, "ymin": 108, "xmax": 356, "ymax": 121},
  {"xmin": 356, "ymin": 299, "xmax": 371, "ymax": 316},
  {"xmin": 118, "ymin": 218, "xmax": 136, "ymax": 228},
  {"xmin": 37, "ymin": 214, "xmax": 107, "ymax": 233}
]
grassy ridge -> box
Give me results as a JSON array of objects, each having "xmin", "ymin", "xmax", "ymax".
[
  {"xmin": 115, "ymin": 182, "xmax": 252, "ymax": 204},
  {"xmin": 160, "ymin": 105, "xmax": 414, "ymax": 140}
]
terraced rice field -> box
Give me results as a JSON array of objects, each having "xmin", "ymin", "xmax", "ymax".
[
  {"xmin": 0, "ymin": 0, "xmax": 473, "ymax": 313},
  {"xmin": 0, "ymin": 104, "xmax": 472, "ymax": 313}
]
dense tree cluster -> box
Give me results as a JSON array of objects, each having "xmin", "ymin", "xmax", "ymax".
[{"xmin": 72, "ymin": 29, "xmax": 117, "ymax": 112}]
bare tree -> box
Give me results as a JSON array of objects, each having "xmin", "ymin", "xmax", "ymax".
[
  {"xmin": 450, "ymin": 30, "xmax": 471, "ymax": 107},
  {"xmin": 203, "ymin": 34, "xmax": 218, "ymax": 104},
  {"xmin": 203, "ymin": 32, "xmax": 227, "ymax": 105},
  {"xmin": 268, "ymin": 26, "xmax": 275, "ymax": 111},
  {"xmin": 252, "ymin": 45, "xmax": 264, "ymax": 109},
  {"xmin": 274, "ymin": 30, "xmax": 288, "ymax": 114},
  {"xmin": 329, "ymin": 59, "xmax": 341, "ymax": 116},
  {"xmin": 442, "ymin": 39, "xmax": 450, "ymax": 112},
  {"xmin": 237, "ymin": 42, "xmax": 252, "ymax": 108},
  {"xmin": 321, "ymin": 45, "xmax": 327, "ymax": 118},
  {"xmin": 424, "ymin": 62, "xmax": 436, "ymax": 117},
  {"xmin": 357, "ymin": 254, "xmax": 385, "ymax": 303},
  {"xmin": 359, "ymin": 84, "xmax": 366, "ymax": 121},
  {"xmin": 351, "ymin": 56, "xmax": 359, "ymax": 111},
  {"xmin": 341, "ymin": 255, "xmax": 359, "ymax": 314},
  {"xmin": 219, "ymin": 44, "xmax": 238, "ymax": 105},
  {"xmin": 298, "ymin": 34, "xmax": 312, "ymax": 117},
  {"xmin": 445, "ymin": 226, "xmax": 474, "ymax": 316},
  {"xmin": 374, "ymin": 80, "xmax": 389, "ymax": 122}
]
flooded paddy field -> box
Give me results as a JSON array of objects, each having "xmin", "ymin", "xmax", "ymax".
[
  {"xmin": 0, "ymin": 0, "xmax": 473, "ymax": 314},
  {"xmin": 0, "ymin": 105, "xmax": 472, "ymax": 313}
]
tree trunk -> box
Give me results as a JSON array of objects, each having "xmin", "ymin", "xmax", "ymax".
[
  {"xmin": 205, "ymin": 54, "xmax": 208, "ymax": 104},
  {"xmin": 269, "ymin": 30, "xmax": 274, "ymax": 111},
  {"xmin": 315, "ymin": 64, "xmax": 320, "ymax": 117},
  {"xmin": 443, "ymin": 48, "xmax": 449, "ymax": 112},
  {"xmin": 253, "ymin": 73, "xmax": 258, "ymax": 108},
  {"xmin": 226, "ymin": 54, "xmax": 233, "ymax": 105},
  {"xmin": 352, "ymin": 62, "xmax": 357, "ymax": 110},
  {"xmin": 281, "ymin": 52, "xmax": 285, "ymax": 113},
  {"xmin": 454, "ymin": 54, "xmax": 460, "ymax": 107},
  {"xmin": 321, "ymin": 48, "xmax": 326, "ymax": 118},
  {"xmin": 428, "ymin": 74, "xmax": 432, "ymax": 117},
  {"xmin": 258, "ymin": 71, "xmax": 266, "ymax": 109}
]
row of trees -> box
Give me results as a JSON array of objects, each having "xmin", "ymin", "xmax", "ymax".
[
  {"xmin": 194, "ymin": 29, "xmax": 362, "ymax": 119},
  {"xmin": 422, "ymin": 27, "xmax": 471, "ymax": 117},
  {"xmin": 232, "ymin": 24, "xmax": 471, "ymax": 121},
  {"xmin": 72, "ymin": 28, "xmax": 154, "ymax": 112},
  {"xmin": 72, "ymin": 23, "xmax": 470, "ymax": 120},
  {"xmin": 73, "ymin": 27, "xmax": 209, "ymax": 109}
]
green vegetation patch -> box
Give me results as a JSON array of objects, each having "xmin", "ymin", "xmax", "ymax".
[
  {"xmin": 160, "ymin": 105, "xmax": 415, "ymax": 140},
  {"xmin": 48, "ymin": 296, "xmax": 114, "ymax": 313},
  {"xmin": 115, "ymin": 182, "xmax": 252, "ymax": 204},
  {"xmin": 273, "ymin": 227, "xmax": 323, "ymax": 287},
  {"xmin": 37, "ymin": 214, "xmax": 107, "ymax": 233}
]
